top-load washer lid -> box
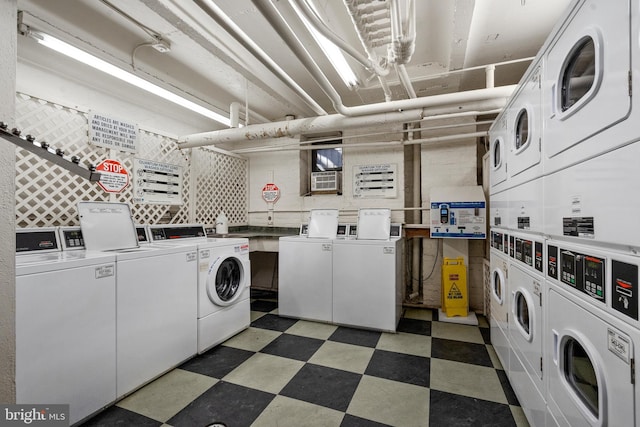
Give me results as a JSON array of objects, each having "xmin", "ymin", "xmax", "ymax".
[
  {"xmin": 77, "ymin": 202, "xmax": 139, "ymax": 251},
  {"xmin": 357, "ymin": 208, "xmax": 391, "ymax": 240},
  {"xmin": 307, "ymin": 209, "xmax": 339, "ymax": 239}
]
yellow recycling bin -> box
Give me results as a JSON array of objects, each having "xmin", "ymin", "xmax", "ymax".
[{"xmin": 441, "ymin": 257, "xmax": 468, "ymax": 317}]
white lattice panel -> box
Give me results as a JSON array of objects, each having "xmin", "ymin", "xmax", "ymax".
[
  {"xmin": 14, "ymin": 93, "xmax": 247, "ymax": 228},
  {"xmin": 193, "ymin": 147, "xmax": 248, "ymax": 226}
]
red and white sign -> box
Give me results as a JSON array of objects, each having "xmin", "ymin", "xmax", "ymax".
[
  {"xmin": 261, "ymin": 183, "xmax": 280, "ymax": 203},
  {"xmin": 96, "ymin": 159, "xmax": 129, "ymax": 193}
]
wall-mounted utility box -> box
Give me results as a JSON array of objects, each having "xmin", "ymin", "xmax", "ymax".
[{"xmin": 430, "ymin": 186, "xmax": 486, "ymax": 239}]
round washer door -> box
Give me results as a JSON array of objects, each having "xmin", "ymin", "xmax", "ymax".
[{"xmin": 206, "ymin": 255, "xmax": 246, "ymax": 306}]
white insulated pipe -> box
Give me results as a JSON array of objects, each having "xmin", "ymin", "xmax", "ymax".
[
  {"xmin": 178, "ymin": 88, "xmax": 514, "ymax": 148},
  {"xmin": 193, "ymin": 0, "xmax": 327, "ymax": 116},
  {"xmin": 230, "ymin": 102, "xmax": 241, "ymax": 128},
  {"xmin": 292, "ymin": 0, "xmax": 389, "ymax": 76}
]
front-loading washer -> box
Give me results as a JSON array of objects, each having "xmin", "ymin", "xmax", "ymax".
[
  {"xmin": 78, "ymin": 202, "xmax": 198, "ymax": 398},
  {"xmin": 279, "ymin": 209, "xmax": 339, "ymax": 323},
  {"xmin": 148, "ymin": 224, "xmax": 251, "ymax": 354},
  {"xmin": 332, "ymin": 208, "xmax": 403, "ymax": 332},
  {"xmin": 547, "ymin": 285, "xmax": 639, "ymax": 426},
  {"xmin": 545, "ymin": 238, "xmax": 640, "ymax": 426},
  {"xmin": 489, "ymin": 228, "xmax": 510, "ymax": 371},
  {"xmin": 15, "ymin": 228, "xmax": 117, "ymax": 425},
  {"xmin": 509, "ymin": 261, "xmax": 546, "ymax": 427}
]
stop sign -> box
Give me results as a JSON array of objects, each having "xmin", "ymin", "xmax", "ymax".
[{"xmin": 95, "ymin": 159, "xmax": 129, "ymax": 193}]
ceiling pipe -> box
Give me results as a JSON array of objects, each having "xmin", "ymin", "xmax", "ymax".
[
  {"xmin": 178, "ymin": 96, "xmax": 511, "ymax": 148},
  {"xmin": 342, "ymin": 0, "xmax": 392, "ymax": 100},
  {"xmin": 227, "ymin": 130, "xmax": 488, "ymax": 154},
  {"xmin": 292, "ymin": 0, "xmax": 389, "ymax": 77},
  {"xmin": 252, "ymin": 0, "xmax": 517, "ymax": 118},
  {"xmin": 395, "ymin": 64, "xmax": 417, "ymax": 98},
  {"xmin": 193, "ymin": 0, "xmax": 328, "ymax": 116}
]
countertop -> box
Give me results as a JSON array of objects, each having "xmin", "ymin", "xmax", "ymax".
[{"xmin": 207, "ymin": 226, "xmax": 299, "ymax": 240}]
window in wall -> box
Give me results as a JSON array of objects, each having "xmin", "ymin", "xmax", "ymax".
[
  {"xmin": 300, "ymin": 133, "xmax": 343, "ymax": 195},
  {"xmin": 561, "ymin": 37, "xmax": 596, "ymax": 112},
  {"xmin": 312, "ymin": 143, "xmax": 343, "ymax": 172}
]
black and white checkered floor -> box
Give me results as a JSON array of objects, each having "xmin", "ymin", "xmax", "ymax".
[{"xmin": 82, "ymin": 292, "xmax": 529, "ymax": 427}]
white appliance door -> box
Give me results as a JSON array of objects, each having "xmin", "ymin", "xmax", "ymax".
[
  {"xmin": 543, "ymin": 0, "xmax": 631, "ymax": 162},
  {"xmin": 508, "ymin": 66, "xmax": 542, "ymax": 179},
  {"xmin": 509, "ymin": 265, "xmax": 543, "ymax": 382},
  {"xmin": 548, "ymin": 288, "xmax": 635, "ymax": 426},
  {"xmin": 206, "ymin": 254, "xmax": 248, "ymax": 306},
  {"xmin": 489, "ymin": 116, "xmax": 508, "ymax": 190}
]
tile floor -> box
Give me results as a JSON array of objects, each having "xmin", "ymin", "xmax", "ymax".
[{"xmin": 81, "ymin": 292, "xmax": 530, "ymax": 427}]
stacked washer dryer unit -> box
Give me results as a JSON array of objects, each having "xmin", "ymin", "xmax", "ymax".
[
  {"xmin": 490, "ymin": 0, "xmax": 640, "ymax": 425},
  {"xmin": 279, "ymin": 209, "xmax": 339, "ymax": 323},
  {"xmin": 332, "ymin": 208, "xmax": 403, "ymax": 332},
  {"xmin": 541, "ymin": 0, "xmax": 640, "ymax": 425},
  {"xmin": 15, "ymin": 227, "xmax": 117, "ymax": 425},
  {"xmin": 147, "ymin": 224, "xmax": 251, "ymax": 354},
  {"xmin": 77, "ymin": 202, "xmax": 198, "ymax": 399}
]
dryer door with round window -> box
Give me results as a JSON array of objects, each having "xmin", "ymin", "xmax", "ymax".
[
  {"xmin": 206, "ymin": 255, "xmax": 246, "ymax": 307},
  {"xmin": 547, "ymin": 288, "xmax": 637, "ymax": 426},
  {"xmin": 489, "ymin": 116, "xmax": 508, "ymax": 189},
  {"xmin": 508, "ymin": 66, "xmax": 542, "ymax": 181},
  {"xmin": 510, "ymin": 264, "xmax": 543, "ymax": 382},
  {"xmin": 543, "ymin": 0, "xmax": 630, "ymax": 163}
]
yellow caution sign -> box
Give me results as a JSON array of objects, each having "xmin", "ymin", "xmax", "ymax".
[{"xmin": 441, "ymin": 257, "xmax": 468, "ymax": 317}]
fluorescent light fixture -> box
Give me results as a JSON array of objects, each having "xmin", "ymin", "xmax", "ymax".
[
  {"xmin": 293, "ymin": 3, "xmax": 359, "ymax": 88},
  {"xmin": 29, "ymin": 31, "xmax": 231, "ymax": 126}
]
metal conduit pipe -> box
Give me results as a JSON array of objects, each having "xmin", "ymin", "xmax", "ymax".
[
  {"xmin": 341, "ymin": 0, "xmax": 393, "ymax": 100},
  {"xmin": 178, "ymin": 91, "xmax": 512, "ymax": 148},
  {"xmin": 253, "ymin": 0, "xmax": 517, "ymax": 118},
  {"xmin": 292, "ymin": 0, "xmax": 389, "ymax": 76},
  {"xmin": 193, "ymin": 0, "xmax": 327, "ymax": 116},
  {"xmin": 228, "ymin": 130, "xmax": 488, "ymax": 154},
  {"xmin": 396, "ymin": 64, "xmax": 417, "ymax": 98}
]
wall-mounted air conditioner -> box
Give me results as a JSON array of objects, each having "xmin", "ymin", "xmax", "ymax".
[{"xmin": 311, "ymin": 171, "xmax": 342, "ymax": 192}]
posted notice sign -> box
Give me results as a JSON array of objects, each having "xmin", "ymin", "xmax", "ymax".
[
  {"xmin": 133, "ymin": 158, "xmax": 183, "ymax": 205},
  {"xmin": 262, "ymin": 183, "xmax": 280, "ymax": 203},
  {"xmin": 89, "ymin": 111, "xmax": 139, "ymax": 153},
  {"xmin": 96, "ymin": 159, "xmax": 129, "ymax": 193}
]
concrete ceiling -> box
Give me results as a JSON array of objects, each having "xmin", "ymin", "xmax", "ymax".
[{"xmin": 16, "ymin": 0, "xmax": 573, "ymax": 133}]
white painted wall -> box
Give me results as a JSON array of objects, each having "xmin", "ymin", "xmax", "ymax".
[
  {"xmin": 420, "ymin": 117, "xmax": 485, "ymax": 311},
  {"xmin": 0, "ymin": 0, "xmax": 17, "ymax": 403},
  {"xmin": 17, "ymin": 36, "xmax": 218, "ymax": 137},
  {"xmin": 247, "ymin": 124, "xmax": 406, "ymax": 228}
]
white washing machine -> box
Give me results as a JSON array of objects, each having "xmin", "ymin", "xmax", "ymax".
[
  {"xmin": 545, "ymin": 238, "xmax": 640, "ymax": 426},
  {"xmin": 509, "ymin": 261, "xmax": 546, "ymax": 427},
  {"xmin": 489, "ymin": 228, "xmax": 510, "ymax": 371},
  {"xmin": 15, "ymin": 228, "xmax": 117, "ymax": 425},
  {"xmin": 332, "ymin": 208, "xmax": 403, "ymax": 332},
  {"xmin": 148, "ymin": 224, "xmax": 251, "ymax": 354},
  {"xmin": 78, "ymin": 202, "xmax": 198, "ymax": 398},
  {"xmin": 279, "ymin": 209, "xmax": 339, "ymax": 323}
]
